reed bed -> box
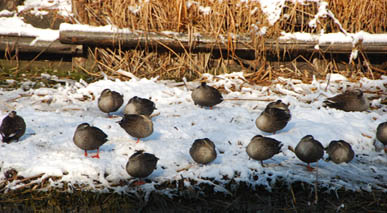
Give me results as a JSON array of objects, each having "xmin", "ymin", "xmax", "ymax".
[{"xmin": 71, "ymin": 0, "xmax": 386, "ymax": 83}]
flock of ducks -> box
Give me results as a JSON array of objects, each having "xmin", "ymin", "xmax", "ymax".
[{"xmin": 0, "ymin": 83, "xmax": 386, "ymax": 182}]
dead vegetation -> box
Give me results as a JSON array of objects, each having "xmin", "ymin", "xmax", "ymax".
[
  {"xmin": 67, "ymin": 0, "xmax": 386, "ymax": 83},
  {"xmin": 1, "ymin": 174, "xmax": 386, "ymax": 212},
  {"xmin": 1, "ymin": 167, "xmax": 386, "ymax": 211}
]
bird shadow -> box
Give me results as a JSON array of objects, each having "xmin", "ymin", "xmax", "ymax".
[
  {"xmin": 100, "ymin": 143, "xmax": 116, "ymax": 152},
  {"xmin": 16, "ymin": 128, "xmax": 36, "ymax": 142},
  {"xmin": 259, "ymin": 122, "xmax": 295, "ymax": 136},
  {"xmin": 144, "ymin": 131, "xmax": 162, "ymax": 141}
]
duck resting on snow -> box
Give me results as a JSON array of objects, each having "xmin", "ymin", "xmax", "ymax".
[
  {"xmin": 0, "ymin": 111, "xmax": 26, "ymax": 143},
  {"xmin": 191, "ymin": 82, "xmax": 223, "ymax": 109},
  {"xmin": 288, "ymin": 135, "xmax": 324, "ymax": 171},
  {"xmin": 325, "ymin": 140, "xmax": 354, "ymax": 164},
  {"xmin": 73, "ymin": 123, "xmax": 108, "ymax": 158},
  {"xmin": 118, "ymin": 114, "xmax": 153, "ymax": 143},
  {"xmin": 323, "ymin": 89, "xmax": 369, "ymax": 112},
  {"xmin": 246, "ymin": 135, "xmax": 283, "ymax": 167},
  {"xmin": 123, "ymin": 96, "xmax": 156, "ymax": 116},
  {"xmin": 376, "ymin": 122, "xmax": 387, "ymax": 153},
  {"xmin": 255, "ymin": 100, "xmax": 291, "ymax": 134},
  {"xmin": 126, "ymin": 150, "xmax": 158, "ymax": 185},
  {"xmin": 189, "ymin": 138, "xmax": 217, "ymax": 164},
  {"xmin": 98, "ymin": 88, "xmax": 124, "ymax": 117}
]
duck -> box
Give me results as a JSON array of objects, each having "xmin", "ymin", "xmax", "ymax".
[
  {"xmin": 73, "ymin": 123, "xmax": 108, "ymax": 158},
  {"xmin": 118, "ymin": 114, "xmax": 153, "ymax": 143},
  {"xmin": 189, "ymin": 138, "xmax": 217, "ymax": 164},
  {"xmin": 246, "ymin": 135, "xmax": 283, "ymax": 167},
  {"xmin": 255, "ymin": 100, "xmax": 291, "ymax": 134},
  {"xmin": 325, "ymin": 140, "xmax": 354, "ymax": 164},
  {"xmin": 288, "ymin": 135, "xmax": 324, "ymax": 171},
  {"xmin": 323, "ymin": 89, "xmax": 369, "ymax": 112},
  {"xmin": 376, "ymin": 122, "xmax": 387, "ymax": 153},
  {"xmin": 191, "ymin": 82, "xmax": 223, "ymax": 109},
  {"xmin": 123, "ymin": 96, "xmax": 156, "ymax": 116},
  {"xmin": 0, "ymin": 111, "xmax": 26, "ymax": 143},
  {"xmin": 126, "ymin": 150, "xmax": 158, "ymax": 184},
  {"xmin": 98, "ymin": 89, "xmax": 124, "ymax": 117}
]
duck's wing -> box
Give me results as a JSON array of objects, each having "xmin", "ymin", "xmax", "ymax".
[
  {"xmin": 139, "ymin": 98, "xmax": 157, "ymax": 114},
  {"xmin": 112, "ymin": 92, "xmax": 124, "ymax": 106},
  {"xmin": 0, "ymin": 117, "xmax": 16, "ymax": 136},
  {"xmin": 266, "ymin": 107, "xmax": 291, "ymax": 122},
  {"xmin": 324, "ymin": 93, "xmax": 348, "ymax": 109},
  {"xmin": 90, "ymin": 126, "xmax": 108, "ymax": 142},
  {"xmin": 208, "ymin": 87, "xmax": 223, "ymax": 100}
]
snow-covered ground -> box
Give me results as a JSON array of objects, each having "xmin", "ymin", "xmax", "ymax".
[
  {"xmin": 0, "ymin": 0, "xmax": 386, "ymax": 195},
  {"xmin": 0, "ymin": 73, "xmax": 386, "ymax": 194}
]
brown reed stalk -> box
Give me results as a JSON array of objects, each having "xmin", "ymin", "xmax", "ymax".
[{"xmin": 71, "ymin": 0, "xmax": 385, "ymax": 83}]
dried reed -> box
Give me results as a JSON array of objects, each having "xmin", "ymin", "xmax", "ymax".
[{"xmin": 70, "ymin": 0, "xmax": 386, "ymax": 83}]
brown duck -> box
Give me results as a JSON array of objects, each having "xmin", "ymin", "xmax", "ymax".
[
  {"xmin": 118, "ymin": 114, "xmax": 153, "ymax": 143},
  {"xmin": 323, "ymin": 89, "xmax": 369, "ymax": 112},
  {"xmin": 73, "ymin": 123, "xmax": 108, "ymax": 158},
  {"xmin": 98, "ymin": 89, "xmax": 124, "ymax": 117},
  {"xmin": 126, "ymin": 150, "xmax": 158, "ymax": 184},
  {"xmin": 325, "ymin": 140, "xmax": 354, "ymax": 164},
  {"xmin": 376, "ymin": 122, "xmax": 387, "ymax": 153},
  {"xmin": 191, "ymin": 82, "xmax": 223, "ymax": 109},
  {"xmin": 289, "ymin": 135, "xmax": 324, "ymax": 171},
  {"xmin": 189, "ymin": 138, "xmax": 217, "ymax": 164},
  {"xmin": 0, "ymin": 111, "xmax": 26, "ymax": 143},
  {"xmin": 255, "ymin": 100, "xmax": 291, "ymax": 134},
  {"xmin": 246, "ymin": 135, "xmax": 283, "ymax": 167},
  {"xmin": 123, "ymin": 96, "xmax": 156, "ymax": 116}
]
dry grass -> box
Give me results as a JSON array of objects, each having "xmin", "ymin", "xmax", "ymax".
[
  {"xmin": 70, "ymin": 0, "xmax": 386, "ymax": 83},
  {"xmin": 278, "ymin": 0, "xmax": 386, "ymax": 33},
  {"xmin": 1, "ymin": 167, "xmax": 386, "ymax": 211}
]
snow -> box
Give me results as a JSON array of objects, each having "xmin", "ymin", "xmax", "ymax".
[
  {"xmin": 280, "ymin": 31, "xmax": 387, "ymax": 45},
  {"xmin": 199, "ymin": 6, "xmax": 211, "ymax": 15},
  {"xmin": 59, "ymin": 23, "xmax": 132, "ymax": 34},
  {"xmin": 17, "ymin": 0, "xmax": 72, "ymax": 17},
  {"xmin": 258, "ymin": 0, "xmax": 286, "ymax": 25},
  {"xmin": 0, "ymin": 17, "xmax": 59, "ymax": 42},
  {"xmin": 0, "ymin": 73, "xmax": 386, "ymax": 194},
  {"xmin": 0, "ymin": 0, "xmax": 386, "ymax": 195}
]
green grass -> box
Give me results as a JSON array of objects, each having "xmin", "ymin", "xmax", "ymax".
[{"xmin": 0, "ymin": 59, "xmax": 98, "ymax": 89}]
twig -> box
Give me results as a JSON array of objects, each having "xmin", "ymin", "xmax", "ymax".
[
  {"xmin": 314, "ymin": 161, "xmax": 319, "ymax": 204},
  {"xmin": 176, "ymin": 164, "xmax": 193, "ymax": 172},
  {"xmin": 149, "ymin": 112, "xmax": 160, "ymax": 118},
  {"xmin": 290, "ymin": 184, "xmax": 297, "ymax": 205},
  {"xmin": 223, "ymin": 98, "xmax": 275, "ymax": 102},
  {"xmin": 14, "ymin": 173, "xmax": 45, "ymax": 185}
]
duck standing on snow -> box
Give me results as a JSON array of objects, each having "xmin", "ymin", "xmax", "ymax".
[
  {"xmin": 376, "ymin": 122, "xmax": 387, "ymax": 153},
  {"xmin": 118, "ymin": 114, "xmax": 153, "ymax": 143},
  {"xmin": 0, "ymin": 111, "xmax": 26, "ymax": 143},
  {"xmin": 123, "ymin": 96, "xmax": 156, "ymax": 116},
  {"xmin": 98, "ymin": 89, "xmax": 124, "ymax": 117},
  {"xmin": 325, "ymin": 140, "xmax": 354, "ymax": 164},
  {"xmin": 189, "ymin": 138, "xmax": 217, "ymax": 164},
  {"xmin": 73, "ymin": 123, "xmax": 108, "ymax": 158},
  {"xmin": 323, "ymin": 89, "xmax": 369, "ymax": 112},
  {"xmin": 246, "ymin": 135, "xmax": 283, "ymax": 167},
  {"xmin": 191, "ymin": 82, "xmax": 223, "ymax": 109},
  {"xmin": 126, "ymin": 150, "xmax": 158, "ymax": 184},
  {"xmin": 288, "ymin": 135, "xmax": 324, "ymax": 171},
  {"xmin": 255, "ymin": 100, "xmax": 291, "ymax": 134}
]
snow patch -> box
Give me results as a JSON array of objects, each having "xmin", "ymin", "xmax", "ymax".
[{"xmin": 0, "ymin": 73, "xmax": 386, "ymax": 194}]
